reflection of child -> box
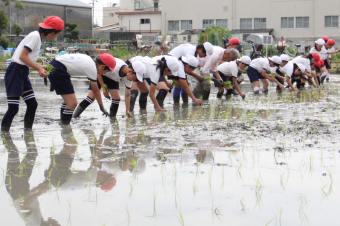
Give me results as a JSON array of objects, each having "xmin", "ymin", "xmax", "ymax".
[{"xmin": 1, "ymin": 16, "xmax": 64, "ymax": 131}]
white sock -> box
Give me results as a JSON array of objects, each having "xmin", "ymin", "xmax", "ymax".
[
  {"xmin": 326, "ymin": 73, "xmax": 330, "ymax": 79},
  {"xmin": 321, "ymin": 72, "xmax": 327, "ymax": 77},
  {"xmin": 223, "ymin": 88, "xmax": 227, "ymax": 94},
  {"xmin": 254, "ymin": 87, "xmax": 260, "ymax": 92}
]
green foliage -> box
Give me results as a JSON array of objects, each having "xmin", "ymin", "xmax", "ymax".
[
  {"xmin": 14, "ymin": 1, "xmax": 25, "ymax": 10},
  {"xmin": 64, "ymin": 23, "xmax": 79, "ymax": 40},
  {"xmin": 12, "ymin": 23, "xmax": 23, "ymax": 37},
  {"xmin": 1, "ymin": 0, "xmax": 11, "ymax": 6},
  {"xmin": 0, "ymin": 34, "xmax": 10, "ymax": 49},
  {"xmin": 198, "ymin": 25, "xmax": 231, "ymax": 46},
  {"xmin": 0, "ymin": 9, "xmax": 9, "ymax": 36},
  {"xmin": 9, "ymin": 41, "xmax": 15, "ymax": 48},
  {"xmin": 103, "ymin": 84, "xmax": 108, "ymax": 92},
  {"xmin": 46, "ymin": 64, "xmax": 55, "ymax": 73},
  {"xmin": 224, "ymin": 81, "xmax": 232, "ymax": 88},
  {"xmin": 108, "ymin": 49, "xmax": 135, "ymax": 61},
  {"xmin": 204, "ymin": 77, "xmax": 213, "ymax": 82}
]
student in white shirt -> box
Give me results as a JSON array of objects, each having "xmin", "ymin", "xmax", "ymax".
[
  {"xmin": 246, "ymin": 56, "xmax": 285, "ymax": 94},
  {"xmin": 323, "ymin": 39, "xmax": 340, "ymax": 82},
  {"xmin": 310, "ymin": 39, "xmax": 329, "ymax": 84},
  {"xmin": 130, "ymin": 55, "xmax": 180, "ymax": 111},
  {"xmin": 168, "ymin": 42, "xmax": 213, "ymax": 103},
  {"xmin": 279, "ymin": 55, "xmax": 306, "ymax": 91},
  {"xmin": 48, "ymin": 53, "xmax": 116, "ymax": 124},
  {"xmin": 216, "ymin": 56, "xmax": 251, "ymax": 99},
  {"xmin": 1, "ymin": 16, "xmax": 64, "ymax": 131},
  {"xmin": 291, "ymin": 53, "xmax": 320, "ymax": 87},
  {"xmin": 73, "ymin": 58, "xmax": 146, "ymax": 118}
]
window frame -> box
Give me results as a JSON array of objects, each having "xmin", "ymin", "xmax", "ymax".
[
  {"xmin": 181, "ymin": 20, "xmax": 192, "ymax": 30},
  {"xmin": 216, "ymin": 19, "xmax": 228, "ymax": 29},
  {"xmin": 325, "ymin": 16, "xmax": 339, "ymax": 28},
  {"xmin": 203, "ymin": 19, "xmax": 215, "ymax": 29},
  {"xmin": 108, "ymin": 13, "xmax": 114, "ymax": 18},
  {"xmin": 240, "ymin": 18, "xmax": 252, "ymax": 30},
  {"xmin": 140, "ymin": 19, "xmax": 150, "ymax": 24},
  {"xmin": 254, "ymin": 18, "xmax": 266, "ymax": 29},
  {"xmin": 295, "ymin": 17, "xmax": 309, "ymax": 29},
  {"xmin": 281, "ymin": 17, "xmax": 294, "ymax": 29},
  {"xmin": 168, "ymin": 20, "xmax": 180, "ymax": 31}
]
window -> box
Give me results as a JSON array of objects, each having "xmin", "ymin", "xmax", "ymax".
[
  {"xmin": 254, "ymin": 18, "xmax": 266, "ymax": 29},
  {"xmin": 168, "ymin": 21, "xmax": 179, "ymax": 31},
  {"xmin": 325, "ymin": 16, "xmax": 339, "ymax": 28},
  {"xmin": 181, "ymin": 20, "xmax": 192, "ymax": 30},
  {"xmin": 281, "ymin": 17, "xmax": 294, "ymax": 28},
  {"xmin": 216, "ymin": 19, "xmax": 228, "ymax": 28},
  {"xmin": 134, "ymin": 1, "xmax": 143, "ymax": 10},
  {"xmin": 240, "ymin": 18, "xmax": 252, "ymax": 30},
  {"xmin": 108, "ymin": 13, "xmax": 114, "ymax": 18},
  {"xmin": 141, "ymin": 19, "xmax": 150, "ymax": 24},
  {"xmin": 203, "ymin": 19, "xmax": 214, "ymax": 28},
  {"xmin": 154, "ymin": 1, "xmax": 159, "ymax": 11},
  {"xmin": 296, "ymin": 17, "xmax": 309, "ymax": 28}
]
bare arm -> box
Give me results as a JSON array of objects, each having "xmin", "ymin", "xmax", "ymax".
[
  {"xmin": 186, "ymin": 70, "xmax": 203, "ymax": 82},
  {"xmin": 285, "ymin": 77, "xmax": 298, "ymax": 91},
  {"xmin": 262, "ymin": 70, "xmax": 285, "ymax": 89},
  {"xmin": 232, "ymin": 77, "xmax": 245, "ymax": 98},
  {"xmin": 149, "ymin": 83, "xmax": 165, "ymax": 111},
  {"xmin": 179, "ymin": 79, "xmax": 202, "ymax": 104},
  {"xmin": 20, "ymin": 48, "xmax": 48, "ymax": 77},
  {"xmin": 91, "ymin": 81, "xmax": 104, "ymax": 107},
  {"xmin": 213, "ymin": 71, "xmax": 222, "ymax": 80},
  {"xmin": 125, "ymin": 89, "xmax": 133, "ymax": 117}
]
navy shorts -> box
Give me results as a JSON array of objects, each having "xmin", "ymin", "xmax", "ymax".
[
  {"xmin": 145, "ymin": 76, "xmax": 164, "ymax": 85},
  {"xmin": 167, "ymin": 75, "xmax": 184, "ymax": 80},
  {"xmin": 89, "ymin": 75, "xmax": 119, "ymax": 91},
  {"xmin": 247, "ymin": 66, "xmax": 265, "ymax": 83},
  {"xmin": 4, "ymin": 62, "xmax": 32, "ymax": 96},
  {"xmin": 324, "ymin": 60, "xmax": 331, "ymax": 69},
  {"xmin": 48, "ymin": 59, "xmax": 75, "ymax": 95},
  {"xmin": 125, "ymin": 59, "xmax": 131, "ymax": 65}
]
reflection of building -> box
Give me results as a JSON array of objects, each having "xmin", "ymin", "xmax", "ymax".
[
  {"xmin": 0, "ymin": 0, "xmax": 93, "ymax": 40},
  {"xmin": 113, "ymin": 0, "xmax": 340, "ymax": 43}
]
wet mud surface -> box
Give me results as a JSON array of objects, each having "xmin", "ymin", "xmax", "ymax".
[{"xmin": 1, "ymin": 76, "xmax": 340, "ymax": 225}]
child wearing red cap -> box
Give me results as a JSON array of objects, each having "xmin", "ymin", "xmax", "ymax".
[
  {"xmin": 1, "ymin": 16, "xmax": 64, "ymax": 131},
  {"xmin": 291, "ymin": 53, "xmax": 320, "ymax": 87},
  {"xmin": 73, "ymin": 57, "xmax": 145, "ymax": 118},
  {"xmin": 48, "ymin": 53, "xmax": 115, "ymax": 124},
  {"xmin": 322, "ymin": 39, "xmax": 340, "ymax": 82}
]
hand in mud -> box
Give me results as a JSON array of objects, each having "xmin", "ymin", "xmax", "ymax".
[
  {"xmin": 126, "ymin": 111, "xmax": 133, "ymax": 118},
  {"xmin": 157, "ymin": 108, "xmax": 166, "ymax": 112},
  {"xmin": 241, "ymin": 94, "xmax": 245, "ymax": 99},
  {"xmin": 195, "ymin": 98, "xmax": 203, "ymax": 105},
  {"xmin": 279, "ymin": 84, "xmax": 285, "ymax": 90},
  {"xmin": 211, "ymin": 78, "xmax": 224, "ymax": 87},
  {"xmin": 198, "ymin": 77, "xmax": 204, "ymax": 83},
  {"xmin": 99, "ymin": 105, "xmax": 109, "ymax": 117}
]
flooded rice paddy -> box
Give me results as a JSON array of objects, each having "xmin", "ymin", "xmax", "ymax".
[{"xmin": 1, "ymin": 75, "xmax": 340, "ymax": 226}]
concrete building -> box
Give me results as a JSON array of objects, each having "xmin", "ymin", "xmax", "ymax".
[
  {"xmin": 103, "ymin": 6, "xmax": 120, "ymax": 26},
  {"xmin": 0, "ymin": 0, "xmax": 93, "ymax": 40},
  {"xmin": 114, "ymin": 0, "xmax": 340, "ymax": 43}
]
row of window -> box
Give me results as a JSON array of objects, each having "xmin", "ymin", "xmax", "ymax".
[{"xmin": 169, "ymin": 19, "xmax": 227, "ymax": 31}]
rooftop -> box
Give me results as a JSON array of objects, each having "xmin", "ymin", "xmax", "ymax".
[{"xmin": 20, "ymin": 0, "xmax": 92, "ymax": 8}]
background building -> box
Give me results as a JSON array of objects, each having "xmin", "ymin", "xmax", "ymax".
[
  {"xmin": 0, "ymin": 0, "xmax": 93, "ymax": 41},
  {"xmin": 111, "ymin": 0, "xmax": 340, "ymax": 44}
]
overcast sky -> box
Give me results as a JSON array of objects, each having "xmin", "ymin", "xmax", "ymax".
[{"xmin": 78, "ymin": 0, "xmax": 119, "ymax": 26}]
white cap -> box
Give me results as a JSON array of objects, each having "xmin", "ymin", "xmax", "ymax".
[
  {"xmin": 182, "ymin": 55, "xmax": 198, "ymax": 67},
  {"xmin": 203, "ymin": 42, "xmax": 214, "ymax": 56},
  {"xmin": 297, "ymin": 63, "xmax": 306, "ymax": 72},
  {"xmin": 315, "ymin": 38, "xmax": 325, "ymax": 46},
  {"xmin": 269, "ymin": 55, "xmax": 282, "ymax": 65},
  {"xmin": 166, "ymin": 56, "xmax": 180, "ymax": 76},
  {"xmin": 280, "ymin": 54, "xmax": 289, "ymax": 62},
  {"xmin": 237, "ymin": 56, "xmax": 251, "ymax": 65},
  {"xmin": 132, "ymin": 61, "xmax": 146, "ymax": 82}
]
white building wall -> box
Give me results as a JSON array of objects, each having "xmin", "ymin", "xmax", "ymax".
[
  {"xmin": 103, "ymin": 7, "xmax": 120, "ymax": 26},
  {"xmin": 120, "ymin": 13, "xmax": 162, "ymax": 32}
]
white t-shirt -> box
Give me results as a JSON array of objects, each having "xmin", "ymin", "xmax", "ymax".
[
  {"xmin": 12, "ymin": 31, "xmax": 41, "ymax": 66},
  {"xmin": 177, "ymin": 60, "xmax": 187, "ymax": 80},
  {"xmin": 168, "ymin": 43, "xmax": 197, "ymax": 58},
  {"xmin": 279, "ymin": 62, "xmax": 294, "ymax": 78},
  {"xmin": 249, "ymin": 58, "xmax": 270, "ymax": 73},
  {"xmin": 324, "ymin": 46, "xmax": 335, "ymax": 59},
  {"xmin": 217, "ymin": 61, "xmax": 238, "ymax": 78},
  {"xmin": 202, "ymin": 46, "xmax": 225, "ymax": 76},
  {"xmin": 103, "ymin": 58, "xmax": 132, "ymax": 89},
  {"xmin": 55, "ymin": 54, "xmax": 97, "ymax": 81},
  {"xmin": 291, "ymin": 56, "xmax": 311, "ymax": 73},
  {"xmin": 310, "ymin": 47, "xmax": 328, "ymax": 60}
]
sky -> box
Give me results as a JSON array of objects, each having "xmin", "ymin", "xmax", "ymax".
[{"xmin": 78, "ymin": 0, "xmax": 119, "ymax": 26}]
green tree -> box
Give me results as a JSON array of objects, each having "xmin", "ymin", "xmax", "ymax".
[
  {"xmin": 198, "ymin": 25, "xmax": 231, "ymax": 46},
  {"xmin": 0, "ymin": 9, "xmax": 9, "ymax": 37},
  {"xmin": 12, "ymin": 22, "xmax": 23, "ymax": 37},
  {"xmin": 1, "ymin": 0, "xmax": 25, "ymax": 9},
  {"xmin": 64, "ymin": 22, "xmax": 79, "ymax": 40},
  {"xmin": 0, "ymin": 34, "xmax": 10, "ymax": 49}
]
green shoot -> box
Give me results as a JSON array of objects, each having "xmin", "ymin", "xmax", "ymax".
[
  {"xmin": 204, "ymin": 77, "xmax": 213, "ymax": 82},
  {"xmin": 224, "ymin": 81, "xmax": 232, "ymax": 88},
  {"xmin": 103, "ymin": 84, "xmax": 109, "ymax": 92},
  {"xmin": 46, "ymin": 64, "xmax": 55, "ymax": 74}
]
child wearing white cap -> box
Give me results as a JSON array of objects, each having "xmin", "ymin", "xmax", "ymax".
[
  {"xmin": 291, "ymin": 53, "xmax": 320, "ymax": 87},
  {"xmin": 279, "ymin": 55, "xmax": 305, "ymax": 91},
  {"xmin": 130, "ymin": 55, "xmax": 180, "ymax": 111},
  {"xmin": 247, "ymin": 56, "xmax": 285, "ymax": 94},
  {"xmin": 168, "ymin": 42, "xmax": 213, "ymax": 103},
  {"xmin": 216, "ymin": 56, "xmax": 251, "ymax": 99},
  {"xmin": 73, "ymin": 58, "xmax": 144, "ymax": 118},
  {"xmin": 311, "ymin": 38, "xmax": 330, "ymax": 84}
]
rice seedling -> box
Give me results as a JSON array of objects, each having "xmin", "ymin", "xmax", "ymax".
[
  {"xmin": 204, "ymin": 77, "xmax": 212, "ymax": 82},
  {"xmin": 298, "ymin": 194, "xmax": 310, "ymax": 225},
  {"xmin": 193, "ymin": 180, "xmax": 198, "ymax": 196},
  {"xmin": 240, "ymin": 196, "xmax": 246, "ymax": 212},
  {"xmin": 223, "ymin": 81, "xmax": 232, "ymax": 89},
  {"xmin": 102, "ymin": 84, "xmax": 109, "ymax": 92},
  {"xmin": 254, "ymin": 173, "xmax": 263, "ymax": 208},
  {"xmin": 177, "ymin": 210, "xmax": 185, "ymax": 226}
]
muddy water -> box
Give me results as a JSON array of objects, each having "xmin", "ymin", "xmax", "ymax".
[{"xmin": 1, "ymin": 75, "xmax": 340, "ymax": 226}]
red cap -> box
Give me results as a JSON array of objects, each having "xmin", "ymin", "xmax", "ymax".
[
  {"xmin": 327, "ymin": 39, "xmax": 335, "ymax": 45},
  {"xmin": 322, "ymin": 36, "xmax": 329, "ymax": 42},
  {"xmin": 311, "ymin": 52, "xmax": 320, "ymax": 62},
  {"xmin": 39, "ymin": 16, "xmax": 64, "ymax": 31},
  {"xmin": 99, "ymin": 53, "xmax": 116, "ymax": 72},
  {"xmin": 314, "ymin": 59, "xmax": 324, "ymax": 68},
  {"xmin": 228, "ymin": 38, "xmax": 240, "ymax": 45},
  {"xmin": 100, "ymin": 176, "xmax": 116, "ymax": 192}
]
